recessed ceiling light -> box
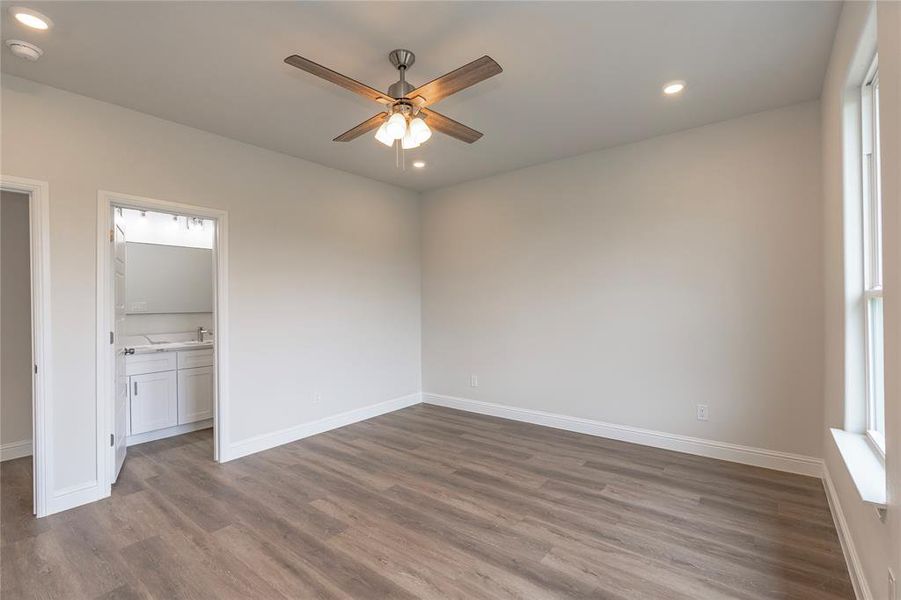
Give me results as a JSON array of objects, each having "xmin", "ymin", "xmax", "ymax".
[
  {"xmin": 9, "ymin": 7, "xmax": 53, "ymax": 30},
  {"xmin": 663, "ymin": 80, "xmax": 686, "ymax": 96},
  {"xmin": 5, "ymin": 39, "xmax": 42, "ymax": 61},
  {"xmin": 412, "ymin": 160, "xmax": 426, "ymax": 169}
]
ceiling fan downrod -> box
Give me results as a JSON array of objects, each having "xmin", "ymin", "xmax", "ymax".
[{"xmin": 387, "ymin": 49, "xmax": 416, "ymax": 100}]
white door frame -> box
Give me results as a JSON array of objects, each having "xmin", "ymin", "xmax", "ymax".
[
  {"xmin": 0, "ymin": 175, "xmax": 52, "ymax": 518},
  {"xmin": 96, "ymin": 190, "xmax": 229, "ymax": 496}
]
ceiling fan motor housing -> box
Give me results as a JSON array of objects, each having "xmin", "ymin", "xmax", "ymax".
[{"xmin": 387, "ymin": 80, "xmax": 414, "ymax": 98}]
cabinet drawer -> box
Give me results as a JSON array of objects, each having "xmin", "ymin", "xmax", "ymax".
[
  {"xmin": 177, "ymin": 349, "xmax": 214, "ymax": 369},
  {"xmin": 126, "ymin": 352, "xmax": 177, "ymax": 376}
]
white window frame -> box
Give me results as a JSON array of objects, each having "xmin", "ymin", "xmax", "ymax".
[{"xmin": 861, "ymin": 54, "xmax": 884, "ymax": 457}]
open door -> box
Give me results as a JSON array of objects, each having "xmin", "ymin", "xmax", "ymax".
[{"xmin": 112, "ymin": 218, "xmax": 128, "ymax": 481}]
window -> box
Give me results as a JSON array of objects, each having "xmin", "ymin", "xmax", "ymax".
[{"xmin": 861, "ymin": 55, "xmax": 884, "ymax": 454}]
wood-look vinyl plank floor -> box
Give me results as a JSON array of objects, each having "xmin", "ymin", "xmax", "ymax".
[{"xmin": 1, "ymin": 404, "xmax": 853, "ymax": 599}]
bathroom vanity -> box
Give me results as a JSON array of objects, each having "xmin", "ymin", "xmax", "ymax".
[{"xmin": 124, "ymin": 338, "xmax": 214, "ymax": 445}]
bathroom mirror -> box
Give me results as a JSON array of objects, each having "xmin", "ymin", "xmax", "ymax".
[{"xmin": 125, "ymin": 242, "xmax": 213, "ymax": 314}]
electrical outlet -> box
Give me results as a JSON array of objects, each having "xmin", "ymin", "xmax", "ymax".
[
  {"xmin": 314, "ymin": 393, "xmax": 322, "ymax": 404},
  {"xmin": 470, "ymin": 375, "xmax": 479, "ymax": 388},
  {"xmin": 696, "ymin": 404, "xmax": 709, "ymax": 421}
]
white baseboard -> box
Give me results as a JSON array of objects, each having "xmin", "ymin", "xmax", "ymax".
[
  {"xmin": 222, "ymin": 392, "xmax": 422, "ymax": 462},
  {"xmin": 47, "ymin": 480, "xmax": 103, "ymax": 516},
  {"xmin": 0, "ymin": 439, "xmax": 33, "ymax": 462},
  {"xmin": 423, "ymin": 393, "xmax": 823, "ymax": 478},
  {"xmin": 127, "ymin": 419, "xmax": 213, "ymax": 447},
  {"xmin": 822, "ymin": 465, "xmax": 874, "ymax": 600}
]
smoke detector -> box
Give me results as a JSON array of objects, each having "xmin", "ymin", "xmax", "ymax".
[{"xmin": 6, "ymin": 39, "xmax": 42, "ymax": 61}]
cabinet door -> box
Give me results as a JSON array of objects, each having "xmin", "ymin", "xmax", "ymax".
[
  {"xmin": 130, "ymin": 371, "xmax": 178, "ymax": 435},
  {"xmin": 178, "ymin": 366, "xmax": 214, "ymax": 424}
]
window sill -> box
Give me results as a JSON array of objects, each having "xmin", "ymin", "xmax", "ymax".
[
  {"xmin": 831, "ymin": 428, "xmax": 887, "ymax": 511},
  {"xmin": 866, "ymin": 429, "xmax": 885, "ymax": 458}
]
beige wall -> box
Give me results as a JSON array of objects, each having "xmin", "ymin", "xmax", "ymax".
[
  {"xmin": 1, "ymin": 191, "xmax": 33, "ymax": 454},
  {"xmin": 1, "ymin": 75, "xmax": 421, "ymax": 497},
  {"xmin": 422, "ymin": 101, "xmax": 824, "ymax": 458}
]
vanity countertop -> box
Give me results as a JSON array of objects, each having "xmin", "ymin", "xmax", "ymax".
[
  {"xmin": 123, "ymin": 332, "xmax": 214, "ymax": 355},
  {"xmin": 131, "ymin": 341, "xmax": 213, "ymax": 354}
]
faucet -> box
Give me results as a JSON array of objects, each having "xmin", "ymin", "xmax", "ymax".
[{"xmin": 196, "ymin": 327, "xmax": 210, "ymax": 342}]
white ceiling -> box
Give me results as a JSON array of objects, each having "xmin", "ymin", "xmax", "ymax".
[{"xmin": 1, "ymin": 1, "xmax": 841, "ymax": 192}]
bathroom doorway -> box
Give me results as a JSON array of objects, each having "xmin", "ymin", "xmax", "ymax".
[{"xmin": 97, "ymin": 191, "xmax": 229, "ymax": 494}]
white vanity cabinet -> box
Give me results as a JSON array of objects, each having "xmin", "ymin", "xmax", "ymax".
[
  {"xmin": 129, "ymin": 371, "xmax": 178, "ymax": 434},
  {"xmin": 125, "ymin": 347, "xmax": 214, "ymax": 443},
  {"xmin": 177, "ymin": 349, "xmax": 214, "ymax": 423}
]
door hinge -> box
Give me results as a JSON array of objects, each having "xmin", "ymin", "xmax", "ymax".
[
  {"xmin": 110, "ymin": 433, "xmax": 114, "ymax": 447},
  {"xmin": 34, "ymin": 364, "xmax": 38, "ymax": 374},
  {"xmin": 110, "ymin": 331, "xmax": 114, "ymax": 345},
  {"xmin": 109, "ymin": 228, "xmax": 114, "ymax": 243}
]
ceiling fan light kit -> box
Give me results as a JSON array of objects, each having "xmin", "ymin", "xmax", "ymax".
[
  {"xmin": 386, "ymin": 111, "xmax": 408, "ymax": 140},
  {"xmin": 374, "ymin": 121, "xmax": 394, "ymax": 147},
  {"xmin": 284, "ymin": 48, "xmax": 502, "ymax": 167},
  {"xmin": 401, "ymin": 127, "xmax": 420, "ymax": 150},
  {"xmin": 410, "ymin": 118, "xmax": 432, "ymax": 147}
]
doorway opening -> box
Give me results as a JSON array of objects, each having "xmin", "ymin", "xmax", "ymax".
[
  {"xmin": 1, "ymin": 191, "xmax": 36, "ymax": 507},
  {"xmin": 0, "ymin": 176, "xmax": 51, "ymax": 517},
  {"xmin": 97, "ymin": 191, "xmax": 229, "ymax": 494}
]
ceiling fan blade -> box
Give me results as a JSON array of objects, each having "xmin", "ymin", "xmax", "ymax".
[
  {"xmin": 406, "ymin": 56, "xmax": 502, "ymax": 108},
  {"xmin": 333, "ymin": 113, "xmax": 387, "ymax": 142},
  {"xmin": 284, "ymin": 55, "xmax": 394, "ymax": 105},
  {"xmin": 421, "ymin": 108, "xmax": 483, "ymax": 143}
]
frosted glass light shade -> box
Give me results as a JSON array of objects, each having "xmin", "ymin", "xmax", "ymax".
[
  {"xmin": 401, "ymin": 128, "xmax": 420, "ymax": 149},
  {"xmin": 408, "ymin": 117, "xmax": 432, "ymax": 144},
  {"xmin": 374, "ymin": 122, "xmax": 394, "ymax": 146},
  {"xmin": 386, "ymin": 113, "xmax": 407, "ymax": 140}
]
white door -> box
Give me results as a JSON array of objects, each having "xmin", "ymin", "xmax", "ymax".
[
  {"xmin": 112, "ymin": 221, "xmax": 128, "ymax": 482},
  {"xmin": 130, "ymin": 371, "xmax": 178, "ymax": 434},
  {"xmin": 178, "ymin": 366, "xmax": 214, "ymax": 424}
]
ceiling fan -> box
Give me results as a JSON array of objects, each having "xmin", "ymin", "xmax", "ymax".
[{"xmin": 284, "ymin": 49, "xmax": 502, "ymax": 150}]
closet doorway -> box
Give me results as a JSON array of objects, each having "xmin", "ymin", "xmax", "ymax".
[{"xmin": 0, "ymin": 176, "xmax": 51, "ymax": 517}]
